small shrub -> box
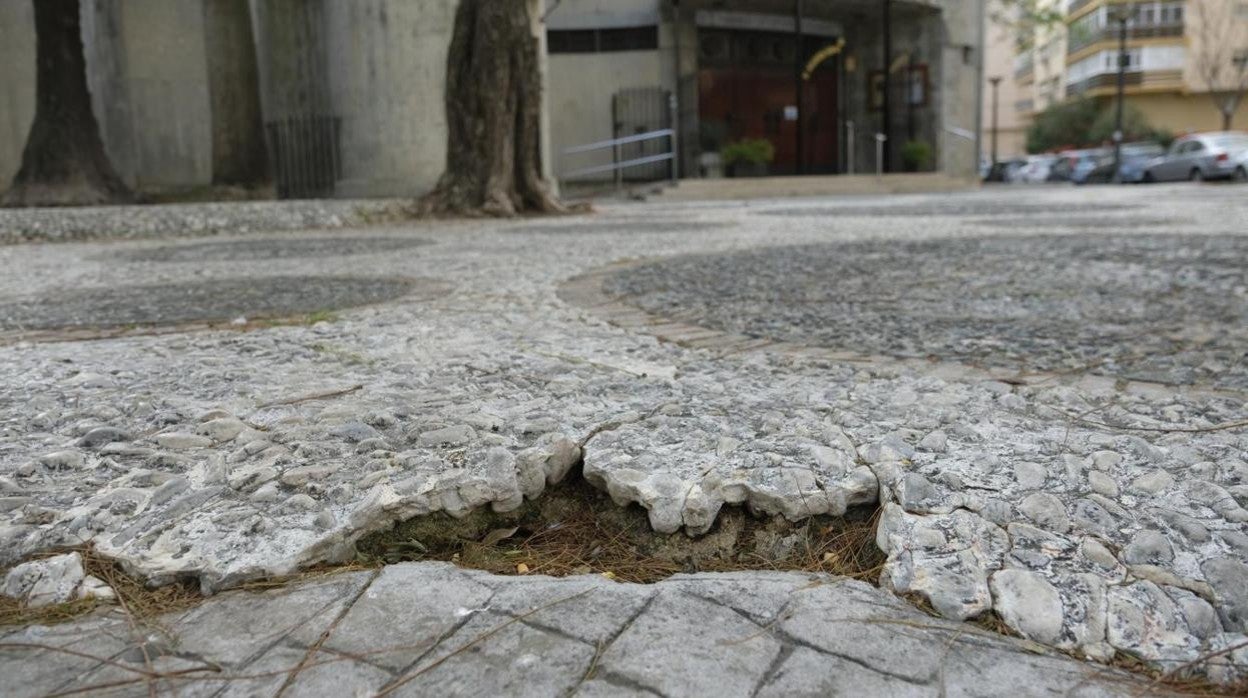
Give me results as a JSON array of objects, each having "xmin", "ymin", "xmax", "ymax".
[
  {"xmin": 901, "ymin": 140, "xmax": 933, "ymax": 171},
  {"xmin": 720, "ymin": 138, "xmax": 775, "ymax": 165}
]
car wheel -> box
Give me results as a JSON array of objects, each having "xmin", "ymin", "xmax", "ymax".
[
  {"xmin": 1142, "ymin": 172, "xmax": 1155, "ymax": 183},
  {"xmin": 1234, "ymin": 167, "xmax": 1248, "ymax": 183},
  {"xmin": 1189, "ymin": 168, "xmax": 1204, "ymax": 182}
]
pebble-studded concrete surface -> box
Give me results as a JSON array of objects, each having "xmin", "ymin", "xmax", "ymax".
[
  {"xmin": 1, "ymin": 184, "xmax": 1246, "ymax": 683},
  {"xmin": 604, "ymin": 233, "xmax": 1248, "ymax": 389}
]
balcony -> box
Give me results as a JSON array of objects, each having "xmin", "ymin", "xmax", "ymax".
[
  {"xmin": 1066, "ymin": 0, "xmax": 1098, "ymax": 16},
  {"xmin": 1067, "ymin": 22, "xmax": 1183, "ymax": 54},
  {"xmin": 1065, "ymin": 70, "xmax": 1144, "ymax": 97}
]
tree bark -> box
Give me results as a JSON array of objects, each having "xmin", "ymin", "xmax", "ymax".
[
  {"xmin": 418, "ymin": 0, "xmax": 565, "ymax": 217},
  {"xmin": 3, "ymin": 0, "xmax": 131, "ymax": 207}
]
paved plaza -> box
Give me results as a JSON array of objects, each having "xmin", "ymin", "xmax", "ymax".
[{"xmin": 1, "ymin": 185, "xmax": 1247, "ymax": 695}]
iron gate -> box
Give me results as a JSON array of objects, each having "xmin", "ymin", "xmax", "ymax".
[{"xmin": 612, "ymin": 87, "xmax": 675, "ymax": 182}]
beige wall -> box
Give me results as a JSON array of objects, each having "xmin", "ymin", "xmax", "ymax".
[
  {"xmin": 932, "ymin": 0, "xmax": 986, "ymax": 177},
  {"xmin": 1130, "ymin": 92, "xmax": 1248, "ymax": 134},
  {"xmin": 983, "ymin": 5, "xmax": 1027, "ymax": 159},
  {"xmin": 2, "ymin": 0, "xmax": 214, "ymax": 193},
  {"xmin": 84, "ymin": 0, "xmax": 214, "ymax": 191},
  {"xmin": 0, "ymin": 0, "xmax": 35, "ymax": 188},
  {"xmin": 546, "ymin": 0, "xmax": 670, "ymax": 181},
  {"xmin": 547, "ymin": 48, "xmax": 673, "ymax": 179},
  {"xmin": 322, "ymin": 0, "xmax": 456, "ymax": 198}
]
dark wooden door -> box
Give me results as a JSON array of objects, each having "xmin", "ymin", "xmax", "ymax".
[{"xmin": 698, "ymin": 66, "xmax": 838, "ymax": 175}]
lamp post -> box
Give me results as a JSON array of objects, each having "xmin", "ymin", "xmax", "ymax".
[
  {"xmin": 881, "ymin": 0, "xmax": 892, "ymax": 173},
  {"xmin": 988, "ymin": 76, "xmax": 1002, "ymax": 169},
  {"xmin": 1111, "ymin": 4, "xmax": 1132, "ymax": 183},
  {"xmin": 794, "ymin": 0, "xmax": 804, "ymax": 175}
]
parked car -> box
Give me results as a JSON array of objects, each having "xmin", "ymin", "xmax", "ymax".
[
  {"xmin": 1048, "ymin": 148, "xmax": 1108, "ymax": 184},
  {"xmin": 1015, "ymin": 154, "xmax": 1060, "ymax": 184},
  {"xmin": 1142, "ymin": 132, "xmax": 1248, "ymax": 182},
  {"xmin": 984, "ymin": 157, "xmax": 1026, "ymax": 183},
  {"xmin": 1082, "ymin": 143, "xmax": 1166, "ymax": 184},
  {"xmin": 1230, "ymin": 148, "xmax": 1248, "ymax": 183}
]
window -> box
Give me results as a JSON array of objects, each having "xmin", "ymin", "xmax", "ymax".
[
  {"xmin": 547, "ymin": 30, "xmax": 595, "ymax": 54},
  {"xmin": 548, "ymin": 26, "xmax": 658, "ymax": 54}
]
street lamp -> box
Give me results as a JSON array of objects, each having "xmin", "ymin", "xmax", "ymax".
[
  {"xmin": 988, "ymin": 76, "xmax": 1002, "ymax": 169},
  {"xmin": 1110, "ymin": 4, "xmax": 1133, "ymax": 183}
]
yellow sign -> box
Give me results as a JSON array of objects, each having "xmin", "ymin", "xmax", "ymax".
[{"xmin": 802, "ymin": 39, "xmax": 846, "ymax": 81}]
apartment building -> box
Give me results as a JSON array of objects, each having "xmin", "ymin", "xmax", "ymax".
[{"xmin": 1011, "ymin": 0, "xmax": 1248, "ymax": 149}]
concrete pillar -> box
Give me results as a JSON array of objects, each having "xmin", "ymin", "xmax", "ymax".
[
  {"xmin": 531, "ymin": 0, "xmax": 556, "ymax": 194},
  {"xmin": 0, "ymin": 0, "xmax": 36, "ymax": 188},
  {"xmin": 82, "ymin": 0, "xmax": 213, "ymax": 192},
  {"xmin": 203, "ymin": 0, "xmax": 267, "ymax": 185}
]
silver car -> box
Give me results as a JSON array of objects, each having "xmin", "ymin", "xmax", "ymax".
[{"xmin": 1143, "ymin": 132, "xmax": 1248, "ymax": 182}]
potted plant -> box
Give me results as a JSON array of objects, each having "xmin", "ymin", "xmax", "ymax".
[
  {"xmin": 901, "ymin": 140, "xmax": 933, "ymax": 172},
  {"xmin": 721, "ymin": 138, "xmax": 774, "ymax": 177}
]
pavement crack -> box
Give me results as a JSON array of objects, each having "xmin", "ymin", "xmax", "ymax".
[
  {"xmin": 686, "ymin": 592, "xmax": 770, "ymax": 630},
  {"xmin": 749, "ymin": 643, "xmax": 794, "ymax": 698},
  {"xmin": 773, "ymin": 628, "xmax": 934, "ymax": 686},
  {"xmin": 389, "ymin": 588, "xmax": 500, "ymax": 683},
  {"xmin": 578, "ymin": 404, "xmax": 666, "ymax": 449},
  {"xmin": 572, "ymin": 591, "xmax": 658, "ymax": 693},
  {"xmin": 580, "ymin": 669, "xmax": 669, "ymax": 698},
  {"xmin": 274, "ymin": 568, "xmax": 381, "ymax": 697}
]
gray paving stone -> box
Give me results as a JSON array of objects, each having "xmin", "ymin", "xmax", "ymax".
[
  {"xmin": 591, "ymin": 587, "xmax": 785, "ymax": 698},
  {"xmin": 1, "ymin": 186, "xmax": 1246, "ymax": 684}
]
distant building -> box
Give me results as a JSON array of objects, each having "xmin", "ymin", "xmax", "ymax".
[
  {"xmin": 982, "ymin": 6, "xmax": 1029, "ymax": 160},
  {"xmin": 547, "ymin": 0, "xmax": 987, "ymax": 182},
  {"xmin": 1011, "ymin": 0, "xmax": 1248, "ymax": 149}
]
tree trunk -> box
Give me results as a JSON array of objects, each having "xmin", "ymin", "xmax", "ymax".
[
  {"xmin": 3, "ymin": 0, "xmax": 131, "ymax": 207},
  {"xmin": 418, "ymin": 0, "xmax": 564, "ymax": 217}
]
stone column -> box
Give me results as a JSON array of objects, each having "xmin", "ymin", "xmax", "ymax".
[{"xmin": 203, "ymin": 0, "xmax": 267, "ymax": 186}]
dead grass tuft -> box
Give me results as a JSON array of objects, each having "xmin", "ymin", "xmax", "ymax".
[
  {"xmin": 0, "ymin": 547, "xmax": 201, "ymax": 628},
  {"xmin": 355, "ymin": 476, "xmax": 885, "ymax": 584}
]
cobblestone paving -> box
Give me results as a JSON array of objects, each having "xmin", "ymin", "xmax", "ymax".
[
  {"xmin": 115, "ymin": 236, "xmax": 433, "ymax": 263},
  {"xmin": 0, "ymin": 276, "xmax": 434, "ymax": 331},
  {"xmin": 0, "ymin": 564, "xmax": 1158, "ymax": 697},
  {"xmin": 1, "ymin": 185, "xmax": 1247, "ymax": 686},
  {"xmin": 603, "ymin": 233, "xmax": 1248, "ymax": 389}
]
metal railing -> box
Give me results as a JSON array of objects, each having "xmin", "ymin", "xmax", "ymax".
[{"xmin": 559, "ymin": 128, "xmax": 678, "ymax": 189}]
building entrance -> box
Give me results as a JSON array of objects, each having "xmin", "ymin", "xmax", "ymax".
[{"xmin": 696, "ymin": 29, "xmax": 840, "ymax": 175}]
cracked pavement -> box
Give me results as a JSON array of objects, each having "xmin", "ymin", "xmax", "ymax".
[
  {"xmin": 1, "ymin": 563, "xmax": 1158, "ymax": 697},
  {"xmin": 2, "ymin": 184, "xmax": 1247, "ymax": 691}
]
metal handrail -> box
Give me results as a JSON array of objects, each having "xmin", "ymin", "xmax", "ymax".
[
  {"xmin": 562, "ymin": 129, "xmax": 674, "ymax": 155},
  {"xmin": 562, "ymin": 153, "xmax": 676, "ymax": 179},
  {"xmin": 560, "ymin": 126, "xmax": 678, "ymax": 185}
]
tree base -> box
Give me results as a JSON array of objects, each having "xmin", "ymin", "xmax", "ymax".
[
  {"xmin": 418, "ymin": 0, "xmax": 567, "ymax": 218},
  {"xmin": 2, "ymin": 178, "xmax": 131, "ymax": 208}
]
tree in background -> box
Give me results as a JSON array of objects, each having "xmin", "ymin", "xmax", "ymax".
[
  {"xmin": 418, "ymin": 0, "xmax": 564, "ymax": 217},
  {"xmin": 2, "ymin": 0, "xmax": 130, "ymax": 207},
  {"xmin": 1190, "ymin": 0, "xmax": 1248, "ymax": 130},
  {"xmin": 1025, "ymin": 98, "xmax": 1100, "ymax": 152},
  {"xmin": 1026, "ymin": 97, "xmax": 1168, "ymax": 152}
]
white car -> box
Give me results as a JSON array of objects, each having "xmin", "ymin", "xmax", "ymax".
[
  {"xmin": 1014, "ymin": 155, "xmax": 1059, "ymax": 184},
  {"xmin": 1143, "ymin": 132, "xmax": 1248, "ymax": 182}
]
